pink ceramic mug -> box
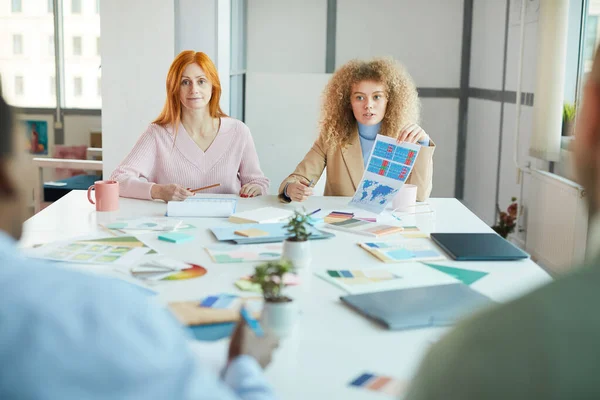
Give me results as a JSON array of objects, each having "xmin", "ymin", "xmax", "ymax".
[{"xmin": 87, "ymin": 180, "xmax": 119, "ymax": 211}]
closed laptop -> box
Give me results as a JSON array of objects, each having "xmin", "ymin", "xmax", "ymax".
[
  {"xmin": 430, "ymin": 233, "xmax": 529, "ymax": 261},
  {"xmin": 340, "ymin": 283, "xmax": 495, "ymax": 330}
]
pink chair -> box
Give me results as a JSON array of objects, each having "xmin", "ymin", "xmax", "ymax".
[{"xmin": 52, "ymin": 145, "xmax": 88, "ymax": 179}]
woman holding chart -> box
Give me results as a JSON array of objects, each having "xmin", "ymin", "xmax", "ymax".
[
  {"xmin": 111, "ymin": 51, "xmax": 269, "ymax": 201},
  {"xmin": 279, "ymin": 58, "xmax": 434, "ymax": 203}
]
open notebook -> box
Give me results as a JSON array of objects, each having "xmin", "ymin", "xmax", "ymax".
[
  {"xmin": 228, "ymin": 207, "xmax": 294, "ymax": 224},
  {"xmin": 166, "ymin": 198, "xmax": 237, "ymax": 217}
]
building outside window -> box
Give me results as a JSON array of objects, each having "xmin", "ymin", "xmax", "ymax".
[
  {"xmin": 13, "ymin": 34, "xmax": 23, "ymax": 55},
  {"xmin": 74, "ymin": 77, "xmax": 82, "ymax": 97},
  {"xmin": 15, "ymin": 76, "xmax": 24, "ymax": 96},
  {"xmin": 12, "ymin": 0, "xmax": 22, "ymax": 13}
]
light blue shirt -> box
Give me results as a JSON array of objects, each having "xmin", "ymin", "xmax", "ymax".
[
  {"xmin": 357, "ymin": 122, "xmax": 381, "ymax": 168},
  {"xmin": 357, "ymin": 122, "xmax": 430, "ymax": 168},
  {"xmin": 0, "ymin": 231, "xmax": 276, "ymax": 400}
]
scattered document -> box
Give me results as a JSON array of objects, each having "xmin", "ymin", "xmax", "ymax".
[
  {"xmin": 26, "ymin": 236, "xmax": 152, "ymax": 266},
  {"xmin": 315, "ymin": 263, "xmax": 459, "ymax": 294},
  {"xmin": 101, "ymin": 217, "xmax": 189, "ymax": 233},
  {"xmin": 326, "ymin": 218, "xmax": 403, "ymax": 237},
  {"xmin": 358, "ymin": 239, "xmax": 446, "ymax": 263},
  {"xmin": 205, "ymin": 243, "xmax": 283, "ymax": 263}
]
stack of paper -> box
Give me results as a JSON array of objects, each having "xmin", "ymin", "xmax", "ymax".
[
  {"xmin": 315, "ymin": 263, "xmax": 459, "ymax": 294},
  {"xmin": 325, "ymin": 218, "xmax": 403, "ymax": 237}
]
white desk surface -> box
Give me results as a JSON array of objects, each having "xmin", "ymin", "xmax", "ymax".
[{"xmin": 22, "ymin": 191, "xmax": 552, "ymax": 400}]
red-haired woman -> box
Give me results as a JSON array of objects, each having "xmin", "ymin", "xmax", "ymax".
[{"xmin": 111, "ymin": 51, "xmax": 269, "ymax": 201}]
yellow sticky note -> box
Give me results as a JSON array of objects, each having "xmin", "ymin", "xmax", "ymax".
[{"xmin": 234, "ymin": 228, "xmax": 269, "ymax": 237}]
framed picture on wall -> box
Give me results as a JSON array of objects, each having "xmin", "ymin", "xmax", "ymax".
[{"xmin": 17, "ymin": 115, "xmax": 54, "ymax": 157}]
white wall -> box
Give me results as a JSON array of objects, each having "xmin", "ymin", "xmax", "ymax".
[
  {"xmin": 464, "ymin": 99, "xmax": 501, "ymax": 225},
  {"xmin": 336, "ymin": 0, "xmax": 464, "ymax": 88},
  {"xmin": 465, "ymin": 0, "xmax": 540, "ymax": 228},
  {"xmin": 469, "ymin": 0, "xmax": 506, "ymax": 90},
  {"xmin": 421, "ymin": 99, "xmax": 459, "ymax": 197},
  {"xmin": 245, "ymin": 73, "xmax": 331, "ymax": 195},
  {"xmin": 101, "ymin": 0, "xmax": 175, "ymax": 177},
  {"xmin": 245, "ymin": 0, "xmax": 464, "ymax": 198},
  {"xmin": 176, "ymin": 0, "xmax": 217, "ymax": 58},
  {"xmin": 247, "ymin": 0, "xmax": 327, "ymax": 73},
  {"xmin": 63, "ymin": 115, "xmax": 101, "ymax": 146}
]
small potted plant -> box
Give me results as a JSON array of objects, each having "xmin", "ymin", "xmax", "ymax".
[
  {"xmin": 492, "ymin": 197, "xmax": 518, "ymax": 239},
  {"xmin": 251, "ymin": 260, "xmax": 297, "ymax": 337},
  {"xmin": 282, "ymin": 209, "xmax": 312, "ymax": 269},
  {"xmin": 562, "ymin": 103, "xmax": 576, "ymax": 136}
]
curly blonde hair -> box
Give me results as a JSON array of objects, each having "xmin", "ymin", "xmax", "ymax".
[{"xmin": 320, "ymin": 57, "xmax": 420, "ymax": 149}]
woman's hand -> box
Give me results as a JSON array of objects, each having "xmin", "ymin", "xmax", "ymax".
[
  {"xmin": 150, "ymin": 184, "xmax": 193, "ymax": 202},
  {"xmin": 228, "ymin": 315, "xmax": 279, "ymax": 369},
  {"xmin": 396, "ymin": 123, "xmax": 429, "ymax": 144},
  {"xmin": 240, "ymin": 183, "xmax": 262, "ymax": 198},
  {"xmin": 285, "ymin": 179, "xmax": 313, "ymax": 202}
]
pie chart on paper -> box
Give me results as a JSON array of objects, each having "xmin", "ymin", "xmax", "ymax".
[{"xmin": 161, "ymin": 263, "xmax": 207, "ymax": 281}]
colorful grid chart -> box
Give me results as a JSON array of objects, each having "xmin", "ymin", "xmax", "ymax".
[
  {"xmin": 367, "ymin": 158, "xmax": 411, "ymax": 181},
  {"xmin": 387, "ymin": 163, "xmax": 410, "ymax": 181},
  {"xmin": 349, "ymin": 372, "xmax": 408, "ymax": 396},
  {"xmin": 326, "ymin": 269, "xmax": 400, "ymax": 285},
  {"xmin": 372, "ymin": 142, "xmax": 418, "ymax": 166},
  {"xmin": 367, "ymin": 157, "xmax": 390, "ymax": 176},
  {"xmin": 373, "ymin": 142, "xmax": 396, "ymax": 160},
  {"xmin": 391, "ymin": 147, "xmax": 417, "ymax": 166}
]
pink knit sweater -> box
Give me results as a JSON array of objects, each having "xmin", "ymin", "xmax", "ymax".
[{"xmin": 110, "ymin": 118, "xmax": 269, "ymax": 200}]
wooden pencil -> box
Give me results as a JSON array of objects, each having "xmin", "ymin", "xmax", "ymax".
[{"xmin": 190, "ymin": 183, "xmax": 220, "ymax": 193}]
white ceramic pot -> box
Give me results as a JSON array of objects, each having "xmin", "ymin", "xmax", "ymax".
[
  {"xmin": 262, "ymin": 300, "xmax": 298, "ymax": 338},
  {"xmin": 282, "ymin": 239, "xmax": 311, "ymax": 269}
]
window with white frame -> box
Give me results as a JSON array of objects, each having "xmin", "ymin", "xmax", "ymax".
[
  {"xmin": 15, "ymin": 76, "xmax": 24, "ymax": 96},
  {"xmin": 72, "ymin": 0, "xmax": 81, "ymax": 14},
  {"xmin": 230, "ymin": 0, "xmax": 247, "ymax": 121},
  {"xmin": 73, "ymin": 36, "xmax": 82, "ymax": 56},
  {"xmin": 74, "ymin": 77, "xmax": 82, "ymax": 97},
  {"xmin": 49, "ymin": 35, "xmax": 55, "ymax": 57},
  {"xmin": 13, "ymin": 34, "xmax": 23, "ymax": 55},
  {"xmin": 12, "ymin": 0, "xmax": 22, "ymax": 13},
  {"xmin": 0, "ymin": 0, "xmax": 100, "ymax": 109}
]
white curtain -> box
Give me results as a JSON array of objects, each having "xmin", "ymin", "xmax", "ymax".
[{"xmin": 529, "ymin": 0, "xmax": 569, "ymax": 161}]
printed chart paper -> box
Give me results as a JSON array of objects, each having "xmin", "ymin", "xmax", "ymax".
[
  {"xmin": 350, "ymin": 135, "xmax": 421, "ymax": 213},
  {"xmin": 26, "ymin": 237, "xmax": 152, "ymax": 266}
]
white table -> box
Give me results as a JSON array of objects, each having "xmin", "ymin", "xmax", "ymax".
[{"xmin": 22, "ymin": 191, "xmax": 552, "ymax": 400}]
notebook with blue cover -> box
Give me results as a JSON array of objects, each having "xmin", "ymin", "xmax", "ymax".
[
  {"xmin": 340, "ymin": 283, "xmax": 495, "ymax": 330},
  {"xmin": 210, "ymin": 222, "xmax": 334, "ymax": 244},
  {"xmin": 430, "ymin": 233, "xmax": 529, "ymax": 261}
]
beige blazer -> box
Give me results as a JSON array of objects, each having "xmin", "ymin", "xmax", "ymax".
[{"xmin": 278, "ymin": 130, "xmax": 435, "ymax": 202}]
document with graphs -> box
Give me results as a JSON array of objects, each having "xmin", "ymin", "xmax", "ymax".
[{"xmin": 349, "ymin": 135, "xmax": 421, "ymax": 214}]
